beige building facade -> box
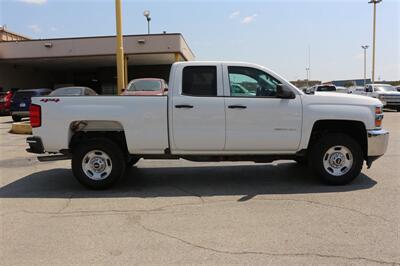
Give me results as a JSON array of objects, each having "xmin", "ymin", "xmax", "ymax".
[
  {"xmin": 0, "ymin": 26, "xmax": 30, "ymax": 42},
  {"xmin": 0, "ymin": 33, "xmax": 195, "ymax": 94}
]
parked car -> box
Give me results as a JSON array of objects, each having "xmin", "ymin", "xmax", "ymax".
[
  {"xmin": 122, "ymin": 78, "xmax": 168, "ymax": 96},
  {"xmin": 49, "ymin": 86, "xmax": 97, "ymax": 96},
  {"xmin": 310, "ymin": 84, "xmax": 337, "ymax": 93},
  {"xmin": 347, "ymin": 86, "xmax": 366, "ymax": 95},
  {"xmin": 231, "ymin": 83, "xmax": 256, "ymax": 96},
  {"xmin": 335, "ymin": 86, "xmax": 349, "ymax": 94},
  {"xmin": 0, "ymin": 92, "xmax": 8, "ymax": 115},
  {"xmin": 10, "ymin": 88, "xmax": 52, "ymax": 122},
  {"xmin": 0, "ymin": 89, "xmax": 19, "ymax": 115},
  {"xmin": 27, "ymin": 61, "xmax": 388, "ymax": 189},
  {"xmin": 353, "ymin": 84, "xmax": 400, "ymax": 112}
]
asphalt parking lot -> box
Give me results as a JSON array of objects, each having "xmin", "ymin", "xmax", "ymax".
[{"xmin": 0, "ymin": 113, "xmax": 399, "ymax": 265}]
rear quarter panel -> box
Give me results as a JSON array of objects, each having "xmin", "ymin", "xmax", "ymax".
[{"xmin": 32, "ymin": 96, "xmax": 168, "ymax": 154}]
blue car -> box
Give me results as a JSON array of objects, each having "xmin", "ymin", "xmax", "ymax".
[{"xmin": 10, "ymin": 88, "xmax": 52, "ymax": 122}]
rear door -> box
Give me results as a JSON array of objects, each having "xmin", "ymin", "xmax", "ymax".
[{"xmin": 171, "ymin": 63, "xmax": 225, "ymax": 152}]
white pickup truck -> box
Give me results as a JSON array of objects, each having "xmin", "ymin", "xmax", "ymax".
[
  {"xmin": 352, "ymin": 84, "xmax": 400, "ymax": 112},
  {"xmin": 26, "ymin": 62, "xmax": 389, "ymax": 189}
]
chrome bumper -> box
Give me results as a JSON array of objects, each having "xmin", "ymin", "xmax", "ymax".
[{"xmin": 367, "ymin": 129, "xmax": 389, "ymax": 157}]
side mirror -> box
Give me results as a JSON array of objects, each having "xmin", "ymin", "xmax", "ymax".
[
  {"xmin": 365, "ymin": 87, "xmax": 372, "ymax": 93},
  {"xmin": 276, "ymin": 84, "xmax": 295, "ymax": 99}
]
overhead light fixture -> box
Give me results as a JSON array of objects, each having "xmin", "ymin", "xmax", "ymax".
[{"xmin": 143, "ymin": 10, "xmax": 151, "ymax": 34}]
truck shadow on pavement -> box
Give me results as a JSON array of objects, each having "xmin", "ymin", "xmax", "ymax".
[{"xmin": 0, "ymin": 162, "xmax": 377, "ymax": 199}]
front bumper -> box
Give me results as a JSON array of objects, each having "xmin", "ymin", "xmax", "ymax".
[
  {"xmin": 366, "ymin": 129, "xmax": 389, "ymax": 167},
  {"xmin": 367, "ymin": 129, "xmax": 389, "ymax": 156}
]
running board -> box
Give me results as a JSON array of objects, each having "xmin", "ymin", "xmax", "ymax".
[{"xmin": 37, "ymin": 154, "xmax": 72, "ymax": 162}]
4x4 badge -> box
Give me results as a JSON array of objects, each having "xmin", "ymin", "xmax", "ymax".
[{"xmin": 40, "ymin": 98, "xmax": 60, "ymax": 103}]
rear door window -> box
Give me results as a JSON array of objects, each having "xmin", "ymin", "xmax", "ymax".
[{"xmin": 182, "ymin": 66, "xmax": 217, "ymax": 96}]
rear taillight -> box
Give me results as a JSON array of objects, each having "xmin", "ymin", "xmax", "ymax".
[{"xmin": 29, "ymin": 104, "xmax": 41, "ymax": 128}]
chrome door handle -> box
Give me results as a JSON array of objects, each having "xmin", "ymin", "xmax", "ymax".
[
  {"xmin": 228, "ymin": 105, "xmax": 247, "ymax": 109},
  {"xmin": 175, "ymin": 104, "xmax": 194, "ymax": 109}
]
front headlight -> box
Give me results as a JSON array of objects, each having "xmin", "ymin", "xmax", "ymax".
[{"xmin": 375, "ymin": 106, "xmax": 383, "ymax": 128}]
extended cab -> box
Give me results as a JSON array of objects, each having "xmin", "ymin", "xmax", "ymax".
[{"xmin": 27, "ymin": 62, "xmax": 389, "ymax": 189}]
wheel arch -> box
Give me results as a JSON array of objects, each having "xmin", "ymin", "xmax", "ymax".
[
  {"xmin": 307, "ymin": 120, "xmax": 368, "ymax": 160},
  {"xmin": 68, "ymin": 120, "xmax": 128, "ymax": 155}
]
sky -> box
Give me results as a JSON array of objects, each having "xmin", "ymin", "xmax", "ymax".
[{"xmin": 0, "ymin": 0, "xmax": 399, "ymax": 82}]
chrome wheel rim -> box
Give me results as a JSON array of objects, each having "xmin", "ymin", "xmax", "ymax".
[
  {"xmin": 81, "ymin": 150, "xmax": 112, "ymax": 180},
  {"xmin": 323, "ymin": 145, "xmax": 353, "ymax": 176}
]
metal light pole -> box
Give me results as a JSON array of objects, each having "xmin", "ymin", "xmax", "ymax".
[
  {"xmin": 368, "ymin": 0, "xmax": 382, "ymax": 85},
  {"xmin": 361, "ymin": 45, "xmax": 369, "ymax": 86},
  {"xmin": 307, "ymin": 45, "xmax": 311, "ymax": 81},
  {"xmin": 306, "ymin": 67, "xmax": 310, "ymax": 87},
  {"xmin": 115, "ymin": 0, "xmax": 125, "ymax": 95},
  {"xmin": 143, "ymin": 10, "xmax": 151, "ymax": 34}
]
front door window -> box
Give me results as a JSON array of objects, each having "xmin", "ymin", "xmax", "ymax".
[{"xmin": 228, "ymin": 66, "xmax": 280, "ymax": 97}]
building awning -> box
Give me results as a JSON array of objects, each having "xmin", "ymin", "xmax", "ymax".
[{"xmin": 0, "ymin": 33, "xmax": 195, "ymax": 70}]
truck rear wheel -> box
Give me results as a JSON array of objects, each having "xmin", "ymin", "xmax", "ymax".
[
  {"xmin": 71, "ymin": 138, "xmax": 126, "ymax": 189},
  {"xmin": 309, "ymin": 133, "xmax": 363, "ymax": 185}
]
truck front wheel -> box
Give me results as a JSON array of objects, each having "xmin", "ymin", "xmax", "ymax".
[
  {"xmin": 71, "ymin": 138, "xmax": 126, "ymax": 189},
  {"xmin": 126, "ymin": 156, "xmax": 140, "ymax": 168},
  {"xmin": 309, "ymin": 133, "xmax": 363, "ymax": 185}
]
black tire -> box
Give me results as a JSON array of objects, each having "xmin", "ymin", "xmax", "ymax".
[
  {"xmin": 71, "ymin": 138, "xmax": 126, "ymax": 190},
  {"xmin": 309, "ymin": 133, "xmax": 363, "ymax": 185},
  {"xmin": 126, "ymin": 156, "xmax": 140, "ymax": 168},
  {"xmin": 12, "ymin": 115, "xmax": 21, "ymax": 122}
]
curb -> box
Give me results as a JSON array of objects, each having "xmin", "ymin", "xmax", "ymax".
[{"xmin": 10, "ymin": 121, "xmax": 32, "ymax": 135}]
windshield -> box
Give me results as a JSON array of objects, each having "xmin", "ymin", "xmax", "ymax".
[
  {"xmin": 127, "ymin": 80, "xmax": 161, "ymax": 92},
  {"xmin": 50, "ymin": 87, "xmax": 83, "ymax": 96},
  {"xmin": 375, "ymin": 86, "xmax": 396, "ymax": 92}
]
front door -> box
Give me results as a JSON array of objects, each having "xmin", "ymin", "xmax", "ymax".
[
  {"xmin": 171, "ymin": 64, "xmax": 226, "ymax": 152},
  {"xmin": 223, "ymin": 65, "xmax": 302, "ymax": 152}
]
